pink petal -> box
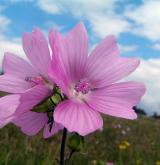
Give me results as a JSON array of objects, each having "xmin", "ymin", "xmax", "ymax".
[
  {"xmin": 87, "ymin": 47, "xmax": 139, "ymax": 88},
  {"xmin": 22, "ymin": 28, "xmax": 51, "ymax": 77},
  {"xmin": 2, "ymin": 52, "xmax": 38, "ymax": 79},
  {"xmin": 54, "ymin": 100, "xmax": 103, "ymax": 136},
  {"xmin": 48, "ymin": 30, "xmax": 69, "ymax": 96},
  {"xmin": 49, "ymin": 22, "xmax": 88, "ymax": 96},
  {"xmin": 13, "ymin": 111, "xmax": 48, "ymax": 136},
  {"xmin": 16, "ymin": 85, "xmax": 51, "ymax": 115},
  {"xmin": 0, "ymin": 74, "xmax": 31, "ymax": 93},
  {"xmin": 43, "ymin": 122, "xmax": 63, "ymax": 139},
  {"xmin": 87, "ymin": 35, "xmax": 119, "ymax": 72},
  {"xmin": 0, "ymin": 116, "xmax": 15, "ymax": 128},
  {"xmin": 0, "ymin": 95, "xmax": 20, "ymax": 128},
  {"xmin": 87, "ymin": 81, "xmax": 146, "ymax": 119}
]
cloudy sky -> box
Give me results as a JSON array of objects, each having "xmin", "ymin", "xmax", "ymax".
[{"xmin": 0, "ymin": 0, "xmax": 160, "ymax": 115}]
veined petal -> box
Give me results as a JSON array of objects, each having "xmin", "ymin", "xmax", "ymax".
[
  {"xmin": 13, "ymin": 111, "xmax": 48, "ymax": 136},
  {"xmin": 87, "ymin": 57, "xmax": 140, "ymax": 88},
  {"xmin": 54, "ymin": 100, "xmax": 103, "ymax": 136},
  {"xmin": 0, "ymin": 74, "xmax": 31, "ymax": 93},
  {"xmin": 16, "ymin": 85, "xmax": 51, "ymax": 115},
  {"xmin": 49, "ymin": 22, "xmax": 88, "ymax": 96},
  {"xmin": 48, "ymin": 30, "xmax": 69, "ymax": 96},
  {"xmin": 86, "ymin": 35, "xmax": 119, "ymax": 73},
  {"xmin": 0, "ymin": 95, "xmax": 20, "ymax": 128},
  {"xmin": 86, "ymin": 35, "xmax": 119, "ymax": 88},
  {"xmin": 87, "ymin": 81, "xmax": 146, "ymax": 119},
  {"xmin": 2, "ymin": 52, "xmax": 38, "ymax": 79},
  {"xmin": 22, "ymin": 28, "xmax": 51, "ymax": 77},
  {"xmin": 43, "ymin": 122, "xmax": 63, "ymax": 139}
]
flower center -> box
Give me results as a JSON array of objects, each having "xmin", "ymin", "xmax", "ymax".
[
  {"xmin": 25, "ymin": 76, "xmax": 44, "ymax": 87},
  {"xmin": 74, "ymin": 79, "xmax": 91, "ymax": 94}
]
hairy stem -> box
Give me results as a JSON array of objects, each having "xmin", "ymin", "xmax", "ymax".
[{"xmin": 60, "ymin": 128, "xmax": 68, "ymax": 165}]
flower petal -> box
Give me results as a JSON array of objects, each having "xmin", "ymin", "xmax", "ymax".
[
  {"xmin": 0, "ymin": 116, "xmax": 15, "ymax": 128},
  {"xmin": 87, "ymin": 46, "xmax": 139, "ymax": 88},
  {"xmin": 87, "ymin": 35, "xmax": 119, "ymax": 71},
  {"xmin": 0, "ymin": 95, "xmax": 20, "ymax": 128},
  {"xmin": 2, "ymin": 52, "xmax": 38, "ymax": 79},
  {"xmin": 22, "ymin": 28, "xmax": 51, "ymax": 76},
  {"xmin": 87, "ymin": 81, "xmax": 146, "ymax": 119},
  {"xmin": 43, "ymin": 122, "xmax": 63, "ymax": 139},
  {"xmin": 54, "ymin": 100, "xmax": 103, "ymax": 136},
  {"xmin": 49, "ymin": 22, "xmax": 88, "ymax": 96},
  {"xmin": 86, "ymin": 35, "xmax": 119, "ymax": 88},
  {"xmin": 13, "ymin": 111, "xmax": 48, "ymax": 136},
  {"xmin": 16, "ymin": 85, "xmax": 51, "ymax": 115},
  {"xmin": 0, "ymin": 74, "xmax": 31, "ymax": 93},
  {"xmin": 48, "ymin": 30, "xmax": 69, "ymax": 96}
]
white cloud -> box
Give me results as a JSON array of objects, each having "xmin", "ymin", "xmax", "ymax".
[
  {"xmin": 37, "ymin": 0, "xmax": 116, "ymax": 15},
  {"xmin": 37, "ymin": 0, "xmax": 160, "ymax": 42},
  {"xmin": 0, "ymin": 15, "xmax": 11, "ymax": 34},
  {"xmin": 125, "ymin": 0, "xmax": 160, "ymax": 41},
  {"xmin": 37, "ymin": 0, "xmax": 61, "ymax": 14},
  {"xmin": 152, "ymin": 43, "xmax": 160, "ymax": 50},
  {"xmin": 119, "ymin": 44, "xmax": 138, "ymax": 53},
  {"xmin": 0, "ymin": 38, "xmax": 25, "ymax": 67},
  {"xmin": 0, "ymin": 11, "xmax": 25, "ymax": 67},
  {"xmin": 127, "ymin": 58, "xmax": 160, "ymax": 115},
  {"xmin": 37, "ymin": 0, "xmax": 130, "ymax": 38},
  {"xmin": 89, "ymin": 14, "xmax": 130, "ymax": 38}
]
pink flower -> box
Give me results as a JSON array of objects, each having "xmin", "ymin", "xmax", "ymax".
[
  {"xmin": 0, "ymin": 28, "xmax": 62, "ymax": 138},
  {"xmin": 49, "ymin": 22, "xmax": 146, "ymax": 136},
  {"xmin": 106, "ymin": 162, "xmax": 114, "ymax": 165},
  {"xmin": 0, "ymin": 28, "xmax": 52, "ymax": 94}
]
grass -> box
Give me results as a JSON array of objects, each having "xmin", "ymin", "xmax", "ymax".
[{"xmin": 0, "ymin": 115, "xmax": 160, "ymax": 165}]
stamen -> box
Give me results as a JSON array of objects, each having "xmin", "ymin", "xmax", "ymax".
[
  {"xmin": 75, "ymin": 79, "xmax": 91, "ymax": 94},
  {"xmin": 25, "ymin": 76, "xmax": 44, "ymax": 87}
]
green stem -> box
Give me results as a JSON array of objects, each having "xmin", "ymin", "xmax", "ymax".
[{"xmin": 60, "ymin": 128, "xmax": 68, "ymax": 165}]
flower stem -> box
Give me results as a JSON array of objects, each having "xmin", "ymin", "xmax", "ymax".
[{"xmin": 60, "ymin": 128, "xmax": 68, "ymax": 165}]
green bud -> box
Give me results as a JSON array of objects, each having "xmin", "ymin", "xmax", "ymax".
[{"xmin": 68, "ymin": 133, "xmax": 85, "ymax": 152}]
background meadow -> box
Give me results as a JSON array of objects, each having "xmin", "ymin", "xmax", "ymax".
[
  {"xmin": 0, "ymin": 113, "xmax": 160, "ymax": 165},
  {"xmin": 0, "ymin": 0, "xmax": 160, "ymax": 164}
]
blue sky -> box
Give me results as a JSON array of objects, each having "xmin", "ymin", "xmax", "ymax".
[
  {"xmin": 0, "ymin": 0, "xmax": 160, "ymax": 114},
  {"xmin": 1, "ymin": 0, "xmax": 160, "ymax": 59}
]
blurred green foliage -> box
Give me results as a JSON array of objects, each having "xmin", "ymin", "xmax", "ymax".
[{"xmin": 0, "ymin": 116, "xmax": 160, "ymax": 165}]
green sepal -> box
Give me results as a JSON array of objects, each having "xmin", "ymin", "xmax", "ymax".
[{"xmin": 68, "ymin": 133, "xmax": 85, "ymax": 152}]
